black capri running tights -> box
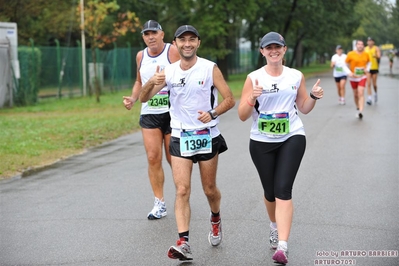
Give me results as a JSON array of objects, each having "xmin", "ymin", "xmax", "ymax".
[{"xmin": 249, "ymin": 135, "xmax": 306, "ymax": 202}]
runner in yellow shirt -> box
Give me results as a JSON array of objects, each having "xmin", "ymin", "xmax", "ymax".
[{"xmin": 365, "ymin": 37, "xmax": 381, "ymax": 105}]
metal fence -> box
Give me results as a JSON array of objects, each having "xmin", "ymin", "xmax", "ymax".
[{"xmin": 35, "ymin": 44, "xmax": 140, "ymax": 98}]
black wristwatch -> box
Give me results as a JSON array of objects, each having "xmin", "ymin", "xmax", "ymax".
[{"xmin": 208, "ymin": 109, "xmax": 218, "ymax": 120}]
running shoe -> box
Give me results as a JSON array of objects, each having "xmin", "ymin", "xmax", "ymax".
[
  {"xmin": 147, "ymin": 198, "xmax": 167, "ymax": 220},
  {"xmin": 366, "ymin": 99, "xmax": 372, "ymax": 105},
  {"xmin": 272, "ymin": 245, "xmax": 289, "ymax": 264},
  {"xmin": 208, "ymin": 214, "xmax": 222, "ymax": 246},
  {"xmin": 374, "ymin": 94, "xmax": 378, "ymax": 103},
  {"xmin": 269, "ymin": 228, "xmax": 278, "ymax": 249},
  {"xmin": 167, "ymin": 239, "xmax": 192, "ymax": 260},
  {"xmin": 356, "ymin": 112, "xmax": 363, "ymax": 119}
]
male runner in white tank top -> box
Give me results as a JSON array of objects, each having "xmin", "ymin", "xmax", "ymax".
[
  {"xmin": 140, "ymin": 25, "xmax": 235, "ymax": 261},
  {"xmin": 123, "ymin": 20, "xmax": 179, "ymax": 220}
]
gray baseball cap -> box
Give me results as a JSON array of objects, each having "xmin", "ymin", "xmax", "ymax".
[
  {"xmin": 260, "ymin": 32, "xmax": 286, "ymax": 48},
  {"xmin": 141, "ymin": 20, "xmax": 163, "ymax": 34},
  {"xmin": 174, "ymin": 25, "xmax": 201, "ymax": 40}
]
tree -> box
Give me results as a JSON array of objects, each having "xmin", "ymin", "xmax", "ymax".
[
  {"xmin": 189, "ymin": 0, "xmax": 258, "ymax": 80},
  {"xmin": 0, "ymin": 0, "xmax": 80, "ymax": 46},
  {"xmin": 389, "ymin": 0, "xmax": 399, "ymax": 48},
  {"xmin": 245, "ymin": 0, "xmax": 360, "ymax": 68},
  {"xmin": 77, "ymin": 0, "xmax": 139, "ymax": 102},
  {"xmin": 352, "ymin": 0, "xmax": 391, "ymax": 42}
]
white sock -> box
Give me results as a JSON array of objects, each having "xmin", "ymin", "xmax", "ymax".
[
  {"xmin": 270, "ymin": 222, "xmax": 277, "ymax": 230},
  {"xmin": 278, "ymin": 240, "xmax": 288, "ymax": 250}
]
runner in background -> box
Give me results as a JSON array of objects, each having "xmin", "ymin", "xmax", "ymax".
[
  {"xmin": 330, "ymin": 45, "xmax": 347, "ymax": 105},
  {"xmin": 344, "ymin": 40, "xmax": 371, "ymax": 119},
  {"xmin": 365, "ymin": 37, "xmax": 381, "ymax": 105}
]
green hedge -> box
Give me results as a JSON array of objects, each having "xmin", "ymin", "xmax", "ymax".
[{"xmin": 15, "ymin": 46, "xmax": 41, "ymax": 106}]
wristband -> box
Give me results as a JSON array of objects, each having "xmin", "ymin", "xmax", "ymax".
[
  {"xmin": 246, "ymin": 99, "xmax": 255, "ymax": 107},
  {"xmin": 310, "ymin": 92, "xmax": 320, "ymax": 100}
]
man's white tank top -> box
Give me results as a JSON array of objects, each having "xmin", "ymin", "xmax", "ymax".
[
  {"xmin": 140, "ymin": 43, "xmax": 171, "ymax": 115},
  {"xmin": 164, "ymin": 57, "xmax": 221, "ymax": 138},
  {"xmin": 248, "ymin": 66, "xmax": 305, "ymax": 143}
]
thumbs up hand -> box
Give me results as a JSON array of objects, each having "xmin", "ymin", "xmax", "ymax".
[
  {"xmin": 311, "ymin": 79, "xmax": 323, "ymax": 99},
  {"xmin": 251, "ymin": 79, "xmax": 263, "ymax": 100},
  {"xmin": 153, "ymin": 65, "xmax": 165, "ymax": 85}
]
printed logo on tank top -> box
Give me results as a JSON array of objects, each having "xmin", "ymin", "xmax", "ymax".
[
  {"xmin": 263, "ymin": 83, "xmax": 280, "ymax": 94},
  {"xmin": 172, "ymin": 78, "xmax": 186, "ymax": 88}
]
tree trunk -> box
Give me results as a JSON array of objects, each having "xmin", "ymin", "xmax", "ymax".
[
  {"xmin": 295, "ymin": 41, "xmax": 303, "ymax": 68},
  {"xmin": 217, "ymin": 57, "xmax": 229, "ymax": 81}
]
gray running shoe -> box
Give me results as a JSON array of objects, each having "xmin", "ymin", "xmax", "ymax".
[
  {"xmin": 208, "ymin": 214, "xmax": 222, "ymax": 246},
  {"xmin": 167, "ymin": 240, "xmax": 192, "ymax": 261},
  {"xmin": 269, "ymin": 228, "xmax": 278, "ymax": 249},
  {"xmin": 272, "ymin": 244, "xmax": 289, "ymax": 264},
  {"xmin": 147, "ymin": 198, "xmax": 167, "ymax": 220}
]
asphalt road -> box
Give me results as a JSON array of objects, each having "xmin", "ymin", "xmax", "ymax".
[{"xmin": 1, "ymin": 56, "xmax": 398, "ymax": 266}]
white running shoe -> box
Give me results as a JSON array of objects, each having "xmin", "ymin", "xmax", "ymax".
[
  {"xmin": 270, "ymin": 228, "xmax": 278, "ymax": 249},
  {"xmin": 147, "ymin": 198, "xmax": 167, "ymax": 220}
]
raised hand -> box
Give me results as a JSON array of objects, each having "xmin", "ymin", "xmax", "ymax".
[
  {"xmin": 311, "ymin": 79, "xmax": 323, "ymax": 99},
  {"xmin": 251, "ymin": 79, "xmax": 263, "ymax": 100},
  {"xmin": 153, "ymin": 65, "xmax": 165, "ymax": 85}
]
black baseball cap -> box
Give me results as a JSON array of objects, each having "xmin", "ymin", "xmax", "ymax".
[
  {"xmin": 174, "ymin": 25, "xmax": 200, "ymax": 40},
  {"xmin": 141, "ymin": 20, "xmax": 163, "ymax": 34},
  {"xmin": 260, "ymin": 32, "xmax": 286, "ymax": 48}
]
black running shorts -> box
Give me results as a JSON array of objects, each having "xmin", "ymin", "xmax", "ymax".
[
  {"xmin": 169, "ymin": 134, "xmax": 228, "ymax": 163},
  {"xmin": 139, "ymin": 113, "xmax": 171, "ymax": 135}
]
